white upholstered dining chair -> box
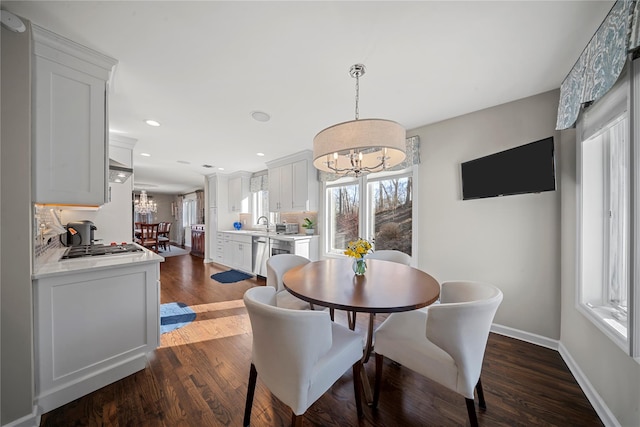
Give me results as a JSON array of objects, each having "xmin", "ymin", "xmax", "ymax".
[
  {"xmin": 365, "ymin": 249, "xmax": 411, "ymax": 265},
  {"xmin": 243, "ymin": 286, "xmax": 364, "ymax": 427},
  {"xmin": 266, "ymin": 254, "xmax": 313, "ymax": 310},
  {"xmin": 372, "ymin": 281, "xmax": 503, "ymax": 427}
]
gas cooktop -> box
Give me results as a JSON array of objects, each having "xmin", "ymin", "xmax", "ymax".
[{"xmin": 60, "ymin": 243, "xmax": 143, "ymax": 260}]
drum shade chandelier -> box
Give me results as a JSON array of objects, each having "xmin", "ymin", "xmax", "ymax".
[
  {"xmin": 134, "ymin": 190, "xmax": 157, "ymax": 214},
  {"xmin": 313, "ymin": 64, "xmax": 406, "ymax": 177}
]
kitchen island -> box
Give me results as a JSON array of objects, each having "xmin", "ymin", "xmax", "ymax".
[{"xmin": 32, "ymin": 245, "xmax": 164, "ymax": 413}]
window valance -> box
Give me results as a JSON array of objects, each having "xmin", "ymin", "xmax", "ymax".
[
  {"xmin": 250, "ymin": 172, "xmax": 268, "ymax": 192},
  {"xmin": 318, "ymin": 135, "xmax": 420, "ymax": 182},
  {"xmin": 557, "ymin": 0, "xmax": 637, "ymax": 130}
]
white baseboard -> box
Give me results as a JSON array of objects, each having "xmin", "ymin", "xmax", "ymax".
[
  {"xmin": 491, "ymin": 323, "xmax": 620, "ymax": 427},
  {"xmin": 558, "ymin": 343, "xmax": 621, "ymax": 427},
  {"xmin": 491, "ymin": 323, "xmax": 559, "ymax": 350},
  {"xmin": 1, "ymin": 406, "xmax": 39, "ymax": 427}
]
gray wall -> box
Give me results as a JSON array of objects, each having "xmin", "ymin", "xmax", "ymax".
[
  {"xmin": 409, "ymin": 89, "xmax": 639, "ymax": 425},
  {"xmin": 1, "ymin": 20, "xmax": 35, "ymax": 425},
  {"xmin": 560, "ymin": 131, "xmax": 640, "ymax": 426},
  {"xmin": 411, "ymin": 90, "xmax": 561, "ymax": 339}
]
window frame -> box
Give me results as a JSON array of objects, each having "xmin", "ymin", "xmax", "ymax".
[
  {"xmin": 576, "ymin": 59, "xmax": 639, "ymax": 360},
  {"xmin": 321, "ymin": 165, "xmax": 419, "ymax": 264}
]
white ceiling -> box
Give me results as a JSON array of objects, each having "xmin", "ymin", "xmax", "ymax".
[{"xmin": 4, "ymin": 1, "xmax": 614, "ymax": 194}]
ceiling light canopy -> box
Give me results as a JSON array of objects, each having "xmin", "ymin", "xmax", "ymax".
[
  {"xmin": 145, "ymin": 119, "xmax": 161, "ymax": 127},
  {"xmin": 313, "ymin": 64, "xmax": 406, "ymax": 177},
  {"xmin": 251, "ymin": 111, "xmax": 271, "ymax": 122}
]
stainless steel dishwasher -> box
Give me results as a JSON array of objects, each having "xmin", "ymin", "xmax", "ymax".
[{"xmin": 252, "ymin": 236, "xmax": 270, "ymax": 278}]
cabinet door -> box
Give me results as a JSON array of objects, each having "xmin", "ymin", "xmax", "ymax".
[
  {"xmin": 240, "ymin": 242, "xmax": 253, "ymax": 273},
  {"xmin": 33, "ymin": 57, "xmax": 107, "ymax": 205},
  {"xmin": 280, "ymin": 164, "xmax": 294, "ymax": 211},
  {"xmin": 268, "ymin": 166, "xmax": 282, "ymax": 212},
  {"xmin": 291, "ymin": 159, "xmax": 308, "ymax": 211},
  {"xmin": 222, "ymin": 237, "xmax": 233, "ymax": 266},
  {"xmin": 228, "ymin": 177, "xmax": 240, "ymax": 212},
  {"xmin": 208, "ymin": 176, "xmax": 217, "ymax": 208},
  {"xmin": 269, "ymin": 164, "xmax": 293, "ymax": 212}
]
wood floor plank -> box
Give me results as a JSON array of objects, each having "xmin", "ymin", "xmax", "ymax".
[{"xmin": 40, "ymin": 253, "xmax": 603, "ymax": 426}]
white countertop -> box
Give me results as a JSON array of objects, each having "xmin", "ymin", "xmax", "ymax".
[
  {"xmin": 220, "ymin": 230, "xmax": 317, "ymax": 241},
  {"xmin": 32, "ymin": 243, "xmax": 164, "ymax": 279}
]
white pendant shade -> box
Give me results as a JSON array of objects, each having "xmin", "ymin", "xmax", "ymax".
[
  {"xmin": 312, "ymin": 64, "xmax": 407, "ymax": 177},
  {"xmin": 313, "ymin": 118, "xmax": 406, "ymax": 176}
]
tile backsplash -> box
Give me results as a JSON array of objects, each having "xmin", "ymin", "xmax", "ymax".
[{"xmin": 236, "ymin": 211, "xmax": 318, "ymax": 234}]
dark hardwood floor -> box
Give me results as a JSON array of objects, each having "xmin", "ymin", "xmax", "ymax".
[{"xmin": 40, "ymin": 254, "xmax": 603, "ymax": 426}]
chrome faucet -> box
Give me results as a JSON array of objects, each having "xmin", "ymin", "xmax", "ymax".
[{"xmin": 256, "ymin": 216, "xmax": 270, "ymax": 231}]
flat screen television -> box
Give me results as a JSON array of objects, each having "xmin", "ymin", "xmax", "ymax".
[{"xmin": 461, "ymin": 137, "xmax": 556, "ymax": 200}]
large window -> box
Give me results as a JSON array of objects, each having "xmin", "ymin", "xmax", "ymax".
[
  {"xmin": 324, "ymin": 169, "xmax": 415, "ymax": 259},
  {"xmin": 366, "ymin": 174, "xmax": 413, "ymax": 255},
  {"xmin": 182, "ymin": 199, "xmax": 197, "ymax": 228},
  {"xmin": 577, "ymin": 61, "xmax": 638, "ymax": 359},
  {"xmin": 579, "ymin": 115, "xmax": 629, "ymax": 340}
]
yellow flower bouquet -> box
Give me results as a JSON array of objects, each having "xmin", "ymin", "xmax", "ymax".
[{"xmin": 344, "ymin": 238, "xmax": 373, "ymax": 275}]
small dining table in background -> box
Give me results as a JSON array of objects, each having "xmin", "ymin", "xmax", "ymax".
[{"xmin": 283, "ymin": 257, "xmax": 440, "ymax": 402}]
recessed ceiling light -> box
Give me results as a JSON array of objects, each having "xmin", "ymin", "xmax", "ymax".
[
  {"xmin": 145, "ymin": 119, "xmax": 161, "ymax": 127},
  {"xmin": 257, "ymin": 152, "xmax": 265, "ymax": 157},
  {"xmin": 218, "ymin": 167, "xmax": 225, "ymax": 171},
  {"xmin": 251, "ymin": 111, "xmax": 270, "ymax": 122},
  {"xmin": 140, "ymin": 153, "xmax": 151, "ymax": 157}
]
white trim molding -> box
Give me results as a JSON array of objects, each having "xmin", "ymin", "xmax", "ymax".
[
  {"xmin": 558, "ymin": 343, "xmax": 622, "ymax": 427},
  {"xmin": 491, "ymin": 323, "xmax": 559, "ymax": 350}
]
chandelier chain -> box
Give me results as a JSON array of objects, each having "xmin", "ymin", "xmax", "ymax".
[{"xmin": 354, "ymin": 72, "xmax": 360, "ymax": 120}]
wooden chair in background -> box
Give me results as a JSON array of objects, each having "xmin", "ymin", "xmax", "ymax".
[
  {"xmin": 136, "ymin": 223, "xmax": 160, "ymax": 252},
  {"xmin": 158, "ymin": 221, "xmax": 172, "ymax": 251}
]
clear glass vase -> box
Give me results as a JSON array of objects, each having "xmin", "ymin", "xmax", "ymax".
[{"xmin": 352, "ymin": 258, "xmax": 367, "ymax": 276}]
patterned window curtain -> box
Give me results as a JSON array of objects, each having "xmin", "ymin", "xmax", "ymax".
[
  {"xmin": 196, "ymin": 190, "xmax": 205, "ymax": 224},
  {"xmin": 318, "ymin": 136, "xmax": 420, "ymax": 182},
  {"xmin": 176, "ymin": 195, "xmax": 185, "ymax": 246},
  {"xmin": 557, "ymin": 0, "xmax": 635, "ymax": 130},
  {"xmin": 250, "ymin": 171, "xmax": 269, "ymax": 192}
]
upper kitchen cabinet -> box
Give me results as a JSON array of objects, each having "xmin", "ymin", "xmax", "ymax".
[
  {"xmin": 32, "ymin": 24, "xmax": 117, "ymax": 205},
  {"xmin": 207, "ymin": 174, "xmax": 218, "ymax": 208},
  {"xmin": 228, "ymin": 171, "xmax": 251, "ymax": 213},
  {"xmin": 267, "ymin": 150, "xmax": 318, "ymax": 212}
]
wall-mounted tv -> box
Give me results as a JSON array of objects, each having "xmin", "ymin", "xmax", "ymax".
[{"xmin": 461, "ymin": 137, "xmax": 556, "ymax": 200}]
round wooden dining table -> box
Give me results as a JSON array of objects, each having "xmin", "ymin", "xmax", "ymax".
[{"xmin": 283, "ymin": 257, "xmax": 440, "ymax": 403}]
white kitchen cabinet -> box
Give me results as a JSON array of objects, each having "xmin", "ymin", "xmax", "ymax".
[
  {"xmin": 228, "ymin": 172, "xmax": 251, "ymax": 213},
  {"xmin": 32, "ymin": 25, "xmax": 117, "ymax": 205},
  {"xmin": 221, "ymin": 232, "xmax": 252, "ymax": 273},
  {"xmin": 33, "ymin": 258, "xmax": 160, "ymax": 413},
  {"xmin": 267, "ymin": 150, "xmax": 318, "ymax": 212},
  {"xmin": 208, "ymin": 175, "xmax": 217, "ymax": 208},
  {"xmin": 214, "ymin": 232, "xmax": 224, "ymax": 264}
]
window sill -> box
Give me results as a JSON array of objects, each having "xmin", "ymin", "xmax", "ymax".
[{"xmin": 577, "ymin": 302, "xmax": 628, "ymax": 352}]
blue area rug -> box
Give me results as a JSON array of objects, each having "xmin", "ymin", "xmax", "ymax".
[
  {"xmin": 211, "ymin": 269, "xmax": 253, "ymax": 284},
  {"xmin": 160, "ymin": 302, "xmax": 196, "ymax": 334}
]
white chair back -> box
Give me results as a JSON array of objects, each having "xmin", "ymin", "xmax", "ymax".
[
  {"xmin": 244, "ymin": 286, "xmax": 332, "ymax": 414},
  {"xmin": 266, "ymin": 254, "xmax": 310, "ymax": 292},
  {"xmin": 425, "ymin": 281, "xmax": 503, "ymax": 398},
  {"xmin": 366, "ymin": 249, "xmax": 411, "ymax": 265}
]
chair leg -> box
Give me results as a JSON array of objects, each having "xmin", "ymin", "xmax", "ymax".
[
  {"xmin": 352, "ymin": 362, "xmax": 363, "ymax": 418},
  {"xmin": 291, "ymin": 412, "xmax": 303, "ymax": 427},
  {"xmin": 243, "ymin": 363, "xmax": 257, "ymax": 427},
  {"xmin": 476, "ymin": 377, "xmax": 486, "ymax": 410},
  {"xmin": 465, "ymin": 398, "xmax": 479, "ymax": 427},
  {"xmin": 372, "ymin": 353, "xmax": 384, "ymax": 409}
]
